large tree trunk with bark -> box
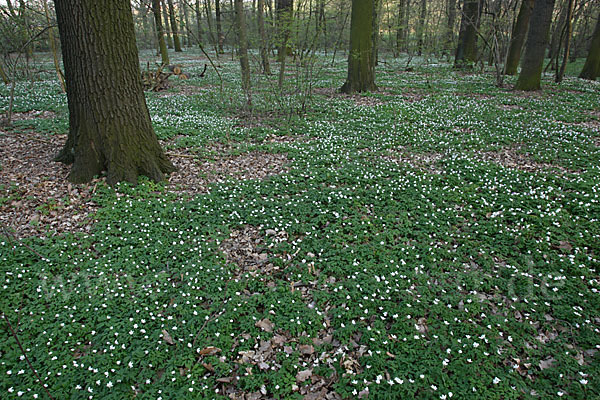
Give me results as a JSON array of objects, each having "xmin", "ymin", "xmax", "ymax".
[
  {"xmin": 515, "ymin": 0, "xmax": 556, "ymax": 90},
  {"xmin": 153, "ymin": 0, "xmax": 170, "ymax": 65},
  {"xmin": 579, "ymin": 11, "xmax": 600, "ymax": 80},
  {"xmin": 53, "ymin": 0, "xmax": 175, "ymax": 185},
  {"xmin": 454, "ymin": 0, "xmax": 480, "ymax": 68},
  {"xmin": 340, "ymin": 0, "xmax": 377, "ymax": 93},
  {"xmin": 504, "ymin": 0, "xmax": 534, "ymax": 75}
]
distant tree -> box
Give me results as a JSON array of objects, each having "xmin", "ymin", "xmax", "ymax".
[
  {"xmin": 454, "ymin": 0, "xmax": 481, "ymax": 68},
  {"xmin": 152, "ymin": 0, "xmax": 170, "ymax": 65},
  {"xmin": 234, "ymin": 0, "xmax": 250, "ymax": 95},
  {"xmin": 276, "ymin": 0, "xmax": 293, "ymax": 61},
  {"xmin": 215, "ymin": 0, "xmax": 224, "ymax": 53},
  {"xmin": 53, "ymin": 0, "xmax": 175, "ymax": 184},
  {"xmin": 579, "ymin": 11, "xmax": 600, "ymax": 80},
  {"xmin": 396, "ymin": 0, "xmax": 406, "ymax": 55},
  {"xmin": 504, "ymin": 0, "xmax": 534, "ymax": 75},
  {"xmin": 162, "ymin": 0, "xmax": 174, "ymax": 48},
  {"xmin": 167, "ymin": 0, "xmax": 182, "ymax": 51},
  {"xmin": 416, "ymin": 0, "xmax": 427, "ymax": 55},
  {"xmin": 515, "ymin": 0, "xmax": 556, "ymax": 90},
  {"xmin": 257, "ymin": 0, "xmax": 271, "ymax": 74},
  {"xmin": 446, "ymin": 0, "xmax": 457, "ymax": 55},
  {"xmin": 340, "ymin": 0, "xmax": 377, "ymax": 93}
]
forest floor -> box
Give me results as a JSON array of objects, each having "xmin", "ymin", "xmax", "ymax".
[{"xmin": 1, "ymin": 51, "xmax": 599, "ymax": 399}]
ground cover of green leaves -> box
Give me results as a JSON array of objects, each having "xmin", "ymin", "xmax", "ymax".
[{"xmin": 1, "ymin": 51, "xmax": 599, "ymax": 399}]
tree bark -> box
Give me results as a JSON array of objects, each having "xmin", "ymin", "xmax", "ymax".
[
  {"xmin": 195, "ymin": 0, "xmax": 203, "ymax": 46},
  {"xmin": 153, "ymin": 0, "xmax": 170, "ymax": 64},
  {"xmin": 515, "ymin": 0, "xmax": 556, "ymax": 90},
  {"xmin": 215, "ymin": 0, "xmax": 224, "ymax": 53},
  {"xmin": 258, "ymin": 0, "xmax": 271, "ymax": 74},
  {"xmin": 504, "ymin": 0, "xmax": 534, "ymax": 75},
  {"xmin": 234, "ymin": 0, "xmax": 251, "ymax": 97},
  {"xmin": 53, "ymin": 0, "xmax": 175, "ymax": 185},
  {"xmin": 579, "ymin": 11, "xmax": 600, "ymax": 80},
  {"xmin": 446, "ymin": 0, "xmax": 456, "ymax": 55},
  {"xmin": 454, "ymin": 0, "xmax": 480, "ymax": 68},
  {"xmin": 162, "ymin": 0, "xmax": 174, "ymax": 48},
  {"xmin": 276, "ymin": 0, "xmax": 293, "ymax": 61},
  {"xmin": 167, "ymin": 0, "xmax": 183, "ymax": 51},
  {"xmin": 556, "ymin": 0, "xmax": 574, "ymax": 83},
  {"xmin": 340, "ymin": 0, "xmax": 377, "ymax": 94},
  {"xmin": 416, "ymin": 0, "xmax": 427, "ymax": 55},
  {"xmin": 396, "ymin": 0, "xmax": 406, "ymax": 55}
]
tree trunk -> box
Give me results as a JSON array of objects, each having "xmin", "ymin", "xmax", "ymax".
[
  {"xmin": 53, "ymin": 0, "xmax": 175, "ymax": 185},
  {"xmin": 556, "ymin": 0, "xmax": 574, "ymax": 83},
  {"xmin": 454, "ymin": 0, "xmax": 480, "ymax": 68},
  {"xmin": 216, "ymin": 0, "xmax": 224, "ymax": 53},
  {"xmin": 579, "ymin": 11, "xmax": 600, "ymax": 80},
  {"xmin": 195, "ymin": 0, "xmax": 203, "ymax": 46},
  {"xmin": 153, "ymin": 0, "xmax": 170, "ymax": 65},
  {"xmin": 504, "ymin": 0, "xmax": 534, "ymax": 75},
  {"xmin": 258, "ymin": 0, "xmax": 271, "ymax": 74},
  {"xmin": 548, "ymin": 1, "xmax": 568, "ymax": 63},
  {"xmin": 162, "ymin": 0, "xmax": 174, "ymax": 48},
  {"xmin": 340, "ymin": 0, "xmax": 377, "ymax": 94},
  {"xmin": 515, "ymin": 0, "xmax": 556, "ymax": 90},
  {"xmin": 396, "ymin": 0, "xmax": 406, "ymax": 56},
  {"xmin": 167, "ymin": 0, "xmax": 183, "ymax": 51},
  {"xmin": 276, "ymin": 0, "xmax": 294, "ymax": 61},
  {"xmin": 446, "ymin": 0, "xmax": 456, "ymax": 55},
  {"xmin": 204, "ymin": 0, "xmax": 218, "ymax": 53},
  {"xmin": 182, "ymin": 0, "xmax": 192, "ymax": 47},
  {"xmin": 0, "ymin": 63, "xmax": 9, "ymax": 85},
  {"xmin": 234, "ymin": 0, "xmax": 251, "ymax": 97},
  {"xmin": 416, "ymin": 0, "xmax": 427, "ymax": 55}
]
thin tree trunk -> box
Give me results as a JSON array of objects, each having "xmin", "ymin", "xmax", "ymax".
[
  {"xmin": 548, "ymin": 0, "xmax": 568, "ymax": 63},
  {"xmin": 167, "ymin": 0, "xmax": 183, "ymax": 51},
  {"xmin": 277, "ymin": 0, "xmax": 294, "ymax": 62},
  {"xmin": 504, "ymin": 0, "xmax": 534, "ymax": 75},
  {"xmin": 416, "ymin": 0, "xmax": 426, "ymax": 55},
  {"xmin": 53, "ymin": 0, "xmax": 175, "ymax": 185},
  {"xmin": 182, "ymin": 0, "xmax": 192, "ymax": 47},
  {"xmin": 515, "ymin": 0, "xmax": 556, "ymax": 90},
  {"xmin": 162, "ymin": 0, "xmax": 174, "ymax": 48},
  {"xmin": 0, "ymin": 63, "xmax": 9, "ymax": 85},
  {"xmin": 195, "ymin": 0, "xmax": 203, "ymax": 46},
  {"xmin": 204, "ymin": 0, "xmax": 218, "ymax": 53},
  {"xmin": 258, "ymin": 0, "xmax": 271, "ymax": 74},
  {"xmin": 44, "ymin": 0, "xmax": 66, "ymax": 92},
  {"xmin": 579, "ymin": 11, "xmax": 600, "ymax": 80},
  {"xmin": 446, "ymin": 0, "xmax": 456, "ymax": 55},
  {"xmin": 396, "ymin": 0, "xmax": 406, "ymax": 56},
  {"xmin": 234, "ymin": 0, "xmax": 251, "ymax": 101},
  {"xmin": 556, "ymin": 0, "xmax": 574, "ymax": 83},
  {"xmin": 215, "ymin": 0, "xmax": 224, "ymax": 52},
  {"xmin": 153, "ymin": 0, "xmax": 170, "ymax": 64},
  {"xmin": 340, "ymin": 0, "xmax": 377, "ymax": 93}
]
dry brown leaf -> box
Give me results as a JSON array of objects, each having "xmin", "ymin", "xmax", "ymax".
[
  {"xmin": 255, "ymin": 318, "xmax": 274, "ymax": 332},
  {"xmin": 162, "ymin": 329, "xmax": 175, "ymax": 345},
  {"xmin": 296, "ymin": 369, "xmax": 312, "ymax": 382},
  {"xmin": 198, "ymin": 346, "xmax": 221, "ymax": 356}
]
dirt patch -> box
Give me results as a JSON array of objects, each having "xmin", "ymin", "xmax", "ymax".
[
  {"xmin": 383, "ymin": 149, "xmax": 445, "ymax": 174},
  {"xmin": 8, "ymin": 110, "xmax": 57, "ymax": 121},
  {"xmin": 0, "ymin": 129, "xmax": 100, "ymax": 239},
  {"xmin": 156, "ymin": 82, "xmax": 213, "ymax": 97},
  {"xmin": 165, "ymin": 143, "xmax": 290, "ymax": 198},
  {"xmin": 313, "ymin": 87, "xmax": 388, "ymax": 107},
  {"xmin": 401, "ymin": 89, "xmax": 428, "ymax": 103},
  {"xmin": 476, "ymin": 145, "xmax": 578, "ymax": 174}
]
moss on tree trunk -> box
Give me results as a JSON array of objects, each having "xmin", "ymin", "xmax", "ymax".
[
  {"xmin": 515, "ymin": 0, "xmax": 556, "ymax": 91},
  {"xmin": 54, "ymin": 0, "xmax": 175, "ymax": 185},
  {"xmin": 153, "ymin": 0, "xmax": 170, "ymax": 65},
  {"xmin": 579, "ymin": 12, "xmax": 600, "ymax": 80},
  {"xmin": 340, "ymin": 0, "xmax": 377, "ymax": 94},
  {"xmin": 504, "ymin": 0, "xmax": 534, "ymax": 76}
]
